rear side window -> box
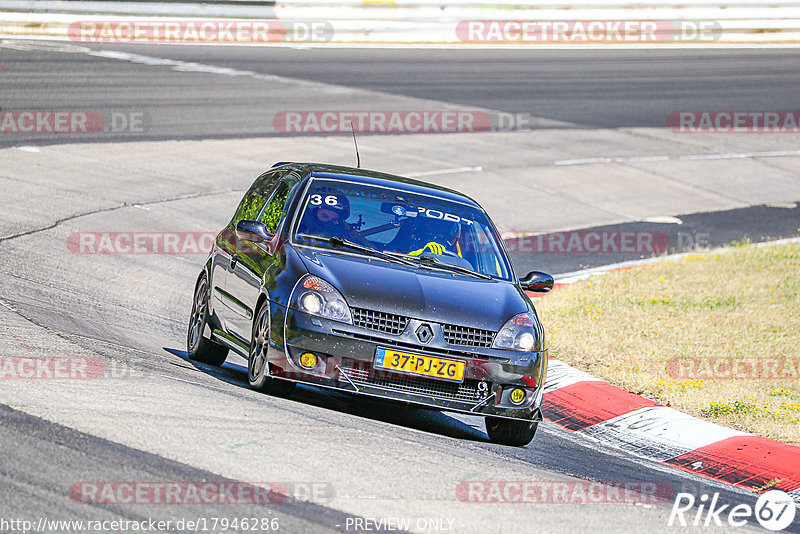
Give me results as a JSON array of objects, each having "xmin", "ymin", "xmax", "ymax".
[
  {"xmin": 258, "ymin": 182, "xmax": 291, "ymax": 234},
  {"xmin": 232, "ymin": 170, "xmax": 283, "ymax": 223}
]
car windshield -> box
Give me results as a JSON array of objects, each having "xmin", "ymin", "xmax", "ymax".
[{"xmin": 292, "ymin": 177, "xmax": 513, "ymax": 280}]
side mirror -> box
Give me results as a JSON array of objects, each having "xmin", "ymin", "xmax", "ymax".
[
  {"xmin": 235, "ymin": 220, "xmax": 273, "ymax": 243},
  {"xmin": 520, "ymin": 271, "xmax": 554, "ymax": 293}
]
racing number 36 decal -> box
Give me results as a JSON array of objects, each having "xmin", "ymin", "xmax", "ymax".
[{"xmin": 309, "ymin": 194, "xmax": 339, "ymax": 206}]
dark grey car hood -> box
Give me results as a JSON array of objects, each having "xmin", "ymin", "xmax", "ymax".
[{"xmin": 297, "ymin": 247, "xmax": 529, "ymax": 331}]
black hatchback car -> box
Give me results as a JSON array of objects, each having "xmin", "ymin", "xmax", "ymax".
[{"xmin": 187, "ymin": 163, "xmax": 553, "ymax": 446}]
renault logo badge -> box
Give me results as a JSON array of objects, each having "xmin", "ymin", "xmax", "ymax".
[{"xmin": 416, "ymin": 324, "xmax": 434, "ymax": 344}]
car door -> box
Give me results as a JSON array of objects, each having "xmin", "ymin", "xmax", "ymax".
[
  {"xmin": 225, "ymin": 176, "xmax": 296, "ymax": 344},
  {"xmin": 213, "ymin": 169, "xmax": 285, "ymax": 341}
]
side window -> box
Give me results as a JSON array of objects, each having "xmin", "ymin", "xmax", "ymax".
[
  {"xmin": 232, "ymin": 170, "xmax": 284, "ymax": 223},
  {"xmin": 258, "ymin": 182, "xmax": 291, "ymax": 234}
]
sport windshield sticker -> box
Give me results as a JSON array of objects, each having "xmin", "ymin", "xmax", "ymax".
[{"xmin": 309, "ymin": 184, "xmax": 478, "ymax": 225}]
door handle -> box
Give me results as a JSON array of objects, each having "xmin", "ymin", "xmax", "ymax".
[{"xmin": 230, "ymin": 254, "xmax": 238, "ymax": 269}]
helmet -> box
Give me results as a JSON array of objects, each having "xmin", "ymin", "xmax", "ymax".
[
  {"xmin": 426, "ymin": 219, "xmax": 460, "ymax": 245},
  {"xmin": 311, "ymin": 194, "xmax": 350, "ymax": 221}
]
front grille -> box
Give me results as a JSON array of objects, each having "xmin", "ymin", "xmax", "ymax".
[
  {"xmin": 331, "ymin": 329, "xmax": 509, "ymax": 361},
  {"xmin": 351, "ymin": 307, "xmax": 408, "ymax": 335},
  {"xmin": 339, "ymin": 359, "xmax": 489, "ymax": 403},
  {"xmin": 442, "ymin": 324, "xmax": 495, "ymax": 347}
]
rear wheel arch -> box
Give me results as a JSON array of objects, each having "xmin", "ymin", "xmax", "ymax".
[
  {"xmin": 187, "ymin": 270, "xmax": 229, "ymax": 366},
  {"xmin": 255, "ymin": 291, "xmax": 270, "ymax": 318},
  {"xmin": 195, "ymin": 266, "xmax": 219, "ymax": 334}
]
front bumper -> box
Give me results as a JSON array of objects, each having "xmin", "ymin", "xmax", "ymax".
[{"xmin": 271, "ymin": 308, "xmax": 547, "ymax": 421}]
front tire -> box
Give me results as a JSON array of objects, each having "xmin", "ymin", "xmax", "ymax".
[
  {"xmin": 187, "ymin": 273, "xmax": 229, "ymax": 366},
  {"xmin": 248, "ymin": 303, "xmax": 296, "ymax": 397},
  {"xmin": 486, "ymin": 417, "xmax": 538, "ymax": 447}
]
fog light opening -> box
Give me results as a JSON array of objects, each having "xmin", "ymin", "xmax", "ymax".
[
  {"xmin": 509, "ymin": 387, "xmax": 526, "ymax": 405},
  {"xmin": 299, "ymin": 352, "xmax": 318, "ymax": 369}
]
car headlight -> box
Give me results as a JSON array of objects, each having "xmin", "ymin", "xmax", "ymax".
[
  {"xmin": 294, "ymin": 275, "xmax": 352, "ymax": 323},
  {"xmin": 493, "ymin": 312, "xmax": 539, "ymax": 351}
]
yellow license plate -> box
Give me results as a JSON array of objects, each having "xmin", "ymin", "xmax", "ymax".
[{"xmin": 374, "ymin": 348, "xmax": 465, "ymax": 382}]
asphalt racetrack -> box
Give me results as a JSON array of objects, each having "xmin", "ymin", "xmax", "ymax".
[
  {"xmin": 2, "ymin": 44, "xmax": 800, "ymax": 142},
  {"xmin": 0, "ymin": 40, "xmax": 798, "ymax": 533}
]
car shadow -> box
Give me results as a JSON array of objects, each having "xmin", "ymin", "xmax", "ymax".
[{"xmin": 164, "ymin": 347, "xmax": 489, "ymax": 443}]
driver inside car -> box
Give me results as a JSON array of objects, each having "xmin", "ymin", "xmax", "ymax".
[
  {"xmin": 298, "ymin": 194, "xmax": 369, "ymax": 245},
  {"xmin": 409, "ymin": 220, "xmax": 463, "ymax": 258}
]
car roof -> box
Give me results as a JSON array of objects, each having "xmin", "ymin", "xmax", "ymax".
[{"xmin": 274, "ymin": 162, "xmax": 483, "ymax": 209}]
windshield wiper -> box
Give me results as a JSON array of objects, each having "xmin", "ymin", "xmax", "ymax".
[
  {"xmin": 296, "ymin": 234, "xmax": 491, "ymax": 278},
  {"xmin": 406, "ymin": 254, "xmax": 492, "ymax": 280},
  {"xmin": 296, "ymin": 234, "xmax": 418, "ymax": 267}
]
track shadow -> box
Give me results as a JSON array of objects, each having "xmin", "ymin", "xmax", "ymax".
[{"xmin": 163, "ymin": 347, "xmax": 488, "ymax": 443}]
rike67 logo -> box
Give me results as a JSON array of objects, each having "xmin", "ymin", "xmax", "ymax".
[{"xmin": 669, "ymin": 490, "xmax": 797, "ymax": 531}]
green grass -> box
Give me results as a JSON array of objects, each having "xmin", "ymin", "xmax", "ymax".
[{"xmin": 536, "ymin": 242, "xmax": 800, "ymax": 444}]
